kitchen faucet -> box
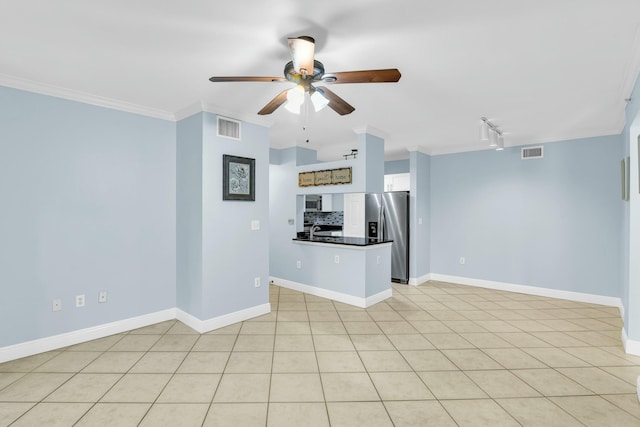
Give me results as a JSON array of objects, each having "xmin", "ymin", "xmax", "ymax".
[{"xmin": 310, "ymin": 223, "xmax": 321, "ymax": 239}]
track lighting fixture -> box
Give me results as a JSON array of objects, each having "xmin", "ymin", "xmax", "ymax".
[{"xmin": 480, "ymin": 117, "xmax": 505, "ymax": 151}]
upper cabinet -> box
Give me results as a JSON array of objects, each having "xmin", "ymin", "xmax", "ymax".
[
  {"xmin": 384, "ymin": 173, "xmax": 410, "ymax": 192},
  {"xmin": 321, "ymin": 194, "xmax": 333, "ymax": 212}
]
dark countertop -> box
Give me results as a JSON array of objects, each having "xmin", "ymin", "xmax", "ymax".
[{"xmin": 293, "ymin": 236, "xmax": 393, "ymax": 247}]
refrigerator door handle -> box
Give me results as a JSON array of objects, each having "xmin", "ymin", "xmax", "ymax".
[{"xmin": 380, "ymin": 204, "xmax": 386, "ymax": 240}]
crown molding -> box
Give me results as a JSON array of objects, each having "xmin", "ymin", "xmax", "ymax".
[
  {"xmin": 0, "ymin": 73, "xmax": 175, "ymax": 121},
  {"xmin": 352, "ymin": 125, "xmax": 388, "ymax": 139}
]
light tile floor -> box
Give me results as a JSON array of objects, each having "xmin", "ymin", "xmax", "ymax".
[{"xmin": 1, "ymin": 281, "xmax": 640, "ymax": 426}]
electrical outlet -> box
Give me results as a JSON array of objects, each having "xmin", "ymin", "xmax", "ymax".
[
  {"xmin": 459, "ymin": 257, "xmax": 466, "ymax": 265},
  {"xmin": 75, "ymin": 294, "xmax": 85, "ymax": 308},
  {"xmin": 251, "ymin": 220, "xmax": 260, "ymax": 230},
  {"xmin": 377, "ymin": 255, "xmax": 381, "ymax": 265},
  {"xmin": 296, "ymin": 260, "xmax": 302, "ymax": 269},
  {"xmin": 98, "ymin": 291, "xmax": 108, "ymax": 303},
  {"xmin": 418, "ymin": 217, "xmax": 423, "ymax": 225},
  {"xmin": 254, "ymin": 277, "xmax": 261, "ymax": 288},
  {"xmin": 334, "ymin": 255, "xmax": 340, "ymax": 264},
  {"xmin": 52, "ymin": 299, "xmax": 62, "ymax": 312}
]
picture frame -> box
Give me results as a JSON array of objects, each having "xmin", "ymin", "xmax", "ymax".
[{"xmin": 223, "ymin": 154, "xmax": 255, "ymax": 201}]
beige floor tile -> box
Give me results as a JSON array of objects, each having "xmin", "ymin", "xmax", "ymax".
[
  {"xmin": 338, "ymin": 311, "xmax": 373, "ymax": 321},
  {"xmin": 272, "ymin": 351, "xmax": 318, "ymax": 373},
  {"xmin": 191, "ymin": 334, "xmax": 236, "ymax": 351},
  {"xmin": 401, "ymin": 349, "xmax": 459, "ymax": 371},
  {"xmin": 530, "ymin": 331, "xmax": 589, "ymax": 347},
  {"xmin": 0, "ymin": 352, "xmax": 60, "ymax": 373},
  {"xmin": 376, "ymin": 321, "xmax": 419, "ymax": 334},
  {"xmin": 247, "ymin": 312, "xmax": 278, "ymax": 322},
  {"xmin": 511, "ymin": 368, "xmax": 593, "ymax": 396},
  {"xmin": 496, "ymin": 397, "xmax": 582, "ymax": 426},
  {"xmin": 0, "ymin": 373, "xmax": 72, "ymax": 402},
  {"xmin": 0, "ymin": 373, "xmax": 25, "ymax": 391},
  {"xmin": 556, "ymin": 367, "xmax": 637, "ymax": 394},
  {"xmin": 321, "ymin": 372, "xmax": 380, "ymax": 401},
  {"xmin": 564, "ymin": 331, "xmax": 621, "ymax": 347},
  {"xmin": 343, "ymin": 321, "xmax": 384, "ymax": 334},
  {"xmin": 316, "ymin": 351, "xmax": 366, "ymax": 372},
  {"xmin": 473, "ymin": 320, "xmax": 521, "ymax": 332},
  {"xmin": 138, "ymin": 403, "xmax": 209, "ymax": 427},
  {"xmin": 310, "ymin": 321, "xmax": 348, "ymax": 335},
  {"xmin": 369, "ymin": 372, "xmax": 434, "ymax": 400},
  {"xmin": 601, "ymin": 394, "xmax": 640, "ymax": 419},
  {"xmin": 409, "ymin": 320, "xmax": 453, "ymax": 333},
  {"xmin": 276, "ymin": 310, "xmax": 309, "ymax": 321},
  {"xmin": 418, "ymin": 371, "xmax": 488, "ymax": 399},
  {"xmin": 465, "ymin": 370, "xmax": 540, "ymax": 398},
  {"xmin": 156, "ymin": 373, "xmax": 220, "ymax": 403},
  {"xmin": 274, "ymin": 334, "xmax": 315, "ymax": 351},
  {"xmin": 386, "ymin": 334, "xmax": 434, "ymax": 350},
  {"xmin": 359, "ymin": 350, "xmax": 412, "ymax": 372},
  {"xmin": 75, "ymin": 403, "xmax": 150, "ymax": 426},
  {"xmin": 269, "ymin": 373, "xmax": 324, "ymax": 402},
  {"xmin": 551, "ymin": 395, "xmax": 640, "ymax": 426},
  {"xmin": 495, "ymin": 332, "xmax": 552, "ymax": 348},
  {"xmin": 129, "ymin": 321, "xmax": 175, "ymax": 335},
  {"xmin": 277, "ymin": 302, "xmax": 307, "ymax": 311},
  {"xmin": 443, "ymin": 320, "xmax": 488, "ymax": 333},
  {"xmin": 44, "ymin": 373, "xmax": 121, "ymax": 402},
  {"xmin": 33, "ymin": 351, "xmax": 102, "ymax": 372},
  {"xmin": 177, "ymin": 351, "xmax": 230, "ymax": 373},
  {"xmin": 350, "ymin": 334, "xmax": 395, "ymax": 350},
  {"xmin": 101, "ymin": 373, "xmax": 172, "ymax": 403},
  {"xmin": 0, "ymin": 403, "xmax": 34, "ymax": 426},
  {"xmin": 213, "ymin": 373, "xmax": 271, "ymax": 402},
  {"xmin": 232, "ymin": 334, "xmax": 275, "ymax": 351},
  {"xmin": 276, "ymin": 321, "xmax": 312, "ymax": 335},
  {"xmin": 384, "ymin": 400, "xmax": 457, "ymax": 426},
  {"xmin": 368, "ymin": 310, "xmax": 405, "ymax": 321},
  {"xmin": 240, "ymin": 321, "xmax": 276, "ymax": 335},
  {"xmin": 308, "ymin": 310, "xmax": 340, "ymax": 321},
  {"xmin": 460, "ymin": 332, "xmax": 513, "ymax": 348},
  {"xmin": 312, "ymin": 334, "xmax": 355, "ymax": 351},
  {"xmin": 225, "ymin": 351, "xmax": 272, "ymax": 373},
  {"xmin": 129, "ymin": 351, "xmax": 187, "ymax": 373},
  {"xmin": 306, "ymin": 302, "xmax": 336, "ymax": 311},
  {"xmin": 562, "ymin": 347, "xmax": 635, "ymax": 366},
  {"xmin": 81, "ymin": 352, "xmax": 144, "ymax": 373},
  {"xmin": 108, "ymin": 334, "xmax": 162, "ymax": 351},
  {"xmin": 600, "ymin": 365, "xmax": 640, "ymax": 385},
  {"xmin": 206, "ymin": 323, "xmax": 241, "ymax": 335},
  {"xmin": 482, "ymin": 348, "xmax": 547, "ymax": 369},
  {"xmin": 399, "ymin": 310, "xmax": 437, "ymax": 321},
  {"xmin": 67, "ymin": 335, "xmax": 123, "ymax": 352},
  {"xmin": 10, "ymin": 402, "xmax": 92, "ymax": 427},
  {"xmin": 149, "ymin": 334, "xmax": 199, "ymax": 351},
  {"xmin": 522, "ymin": 347, "xmax": 591, "ymax": 367},
  {"xmin": 442, "ymin": 349, "xmax": 503, "ymax": 370},
  {"xmin": 442, "ymin": 399, "xmax": 520, "ymax": 427},
  {"xmin": 203, "ymin": 403, "xmax": 267, "ymax": 427},
  {"xmin": 267, "ymin": 402, "xmax": 329, "ymax": 427},
  {"xmin": 422, "ymin": 333, "xmax": 475, "ymax": 349},
  {"xmin": 327, "ymin": 401, "xmax": 393, "ymax": 427}
]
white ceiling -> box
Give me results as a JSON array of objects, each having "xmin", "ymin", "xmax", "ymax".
[{"xmin": 2, "ymin": 0, "xmax": 640, "ymax": 161}]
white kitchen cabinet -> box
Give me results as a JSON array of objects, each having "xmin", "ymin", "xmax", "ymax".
[
  {"xmin": 384, "ymin": 173, "xmax": 410, "ymax": 192},
  {"xmin": 321, "ymin": 194, "xmax": 333, "ymax": 211},
  {"xmin": 343, "ymin": 193, "xmax": 365, "ymax": 237}
]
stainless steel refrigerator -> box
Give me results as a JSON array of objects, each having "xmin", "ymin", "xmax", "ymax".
[{"xmin": 364, "ymin": 191, "xmax": 410, "ymax": 284}]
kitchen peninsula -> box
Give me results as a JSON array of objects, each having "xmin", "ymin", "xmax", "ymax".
[{"xmin": 284, "ymin": 235, "xmax": 393, "ymax": 308}]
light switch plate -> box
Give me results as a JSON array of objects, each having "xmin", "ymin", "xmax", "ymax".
[{"xmin": 251, "ymin": 220, "xmax": 260, "ymax": 230}]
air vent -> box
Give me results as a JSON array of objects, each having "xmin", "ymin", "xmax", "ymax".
[
  {"xmin": 521, "ymin": 146, "xmax": 543, "ymax": 159},
  {"xmin": 217, "ymin": 116, "xmax": 241, "ymax": 140}
]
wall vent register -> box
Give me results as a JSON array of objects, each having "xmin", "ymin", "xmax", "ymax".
[
  {"xmin": 217, "ymin": 116, "xmax": 241, "ymax": 140},
  {"xmin": 522, "ymin": 146, "xmax": 543, "ymax": 159}
]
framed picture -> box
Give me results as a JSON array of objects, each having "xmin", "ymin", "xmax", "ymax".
[{"xmin": 223, "ymin": 155, "xmax": 255, "ymax": 201}]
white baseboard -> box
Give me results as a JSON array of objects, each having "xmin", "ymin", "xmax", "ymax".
[
  {"xmin": 429, "ymin": 273, "xmax": 624, "ymax": 313},
  {"xmin": 622, "ymin": 328, "xmax": 640, "ymax": 356},
  {"xmin": 271, "ymin": 276, "xmax": 392, "ymax": 308},
  {"xmin": 0, "ymin": 309, "xmax": 176, "ymax": 364},
  {"xmin": 176, "ymin": 303, "xmax": 271, "ymax": 334},
  {"xmin": 409, "ymin": 273, "xmax": 431, "ymax": 287}
]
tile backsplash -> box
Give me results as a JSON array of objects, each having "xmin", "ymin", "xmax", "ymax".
[{"xmin": 304, "ymin": 211, "xmax": 344, "ymax": 225}]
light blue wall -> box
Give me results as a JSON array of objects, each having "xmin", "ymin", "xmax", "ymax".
[
  {"xmin": 361, "ymin": 133, "xmax": 385, "ymax": 193},
  {"xmin": 385, "ymin": 159, "xmax": 410, "ymax": 174},
  {"xmin": 410, "ymin": 151, "xmax": 431, "ymax": 281},
  {"xmin": 176, "ymin": 113, "xmax": 204, "ymax": 318},
  {"xmin": 201, "ymin": 113, "xmax": 270, "ymax": 318},
  {"xmin": 430, "ymin": 136, "xmax": 623, "ymax": 297},
  {"xmin": 0, "ymin": 86, "xmax": 176, "ymax": 347}
]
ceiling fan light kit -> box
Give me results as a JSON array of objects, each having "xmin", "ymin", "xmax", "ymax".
[{"xmin": 209, "ymin": 35, "xmax": 401, "ymax": 116}]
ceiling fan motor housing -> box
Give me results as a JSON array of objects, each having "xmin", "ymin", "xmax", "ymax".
[{"xmin": 284, "ymin": 60, "xmax": 325, "ymax": 86}]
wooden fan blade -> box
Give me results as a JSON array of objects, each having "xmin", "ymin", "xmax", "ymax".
[
  {"xmin": 322, "ymin": 69, "xmax": 401, "ymax": 84},
  {"xmin": 316, "ymin": 86, "xmax": 355, "ymax": 115},
  {"xmin": 258, "ymin": 89, "xmax": 290, "ymax": 115},
  {"xmin": 209, "ymin": 76, "xmax": 287, "ymax": 82}
]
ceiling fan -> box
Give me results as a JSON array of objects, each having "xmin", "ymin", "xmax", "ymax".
[{"xmin": 209, "ymin": 36, "xmax": 401, "ymax": 116}]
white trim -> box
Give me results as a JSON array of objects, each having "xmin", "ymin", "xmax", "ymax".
[
  {"xmin": 409, "ymin": 273, "xmax": 431, "ymax": 287},
  {"xmin": 429, "ymin": 273, "xmax": 624, "ymax": 312},
  {"xmin": 0, "ymin": 309, "xmax": 176, "ymax": 364},
  {"xmin": 622, "ymin": 328, "xmax": 640, "ymax": 356},
  {"xmin": 271, "ymin": 276, "xmax": 392, "ymax": 308},
  {"xmin": 0, "ymin": 73, "xmax": 175, "ymax": 121},
  {"xmin": 176, "ymin": 303, "xmax": 271, "ymax": 334}
]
